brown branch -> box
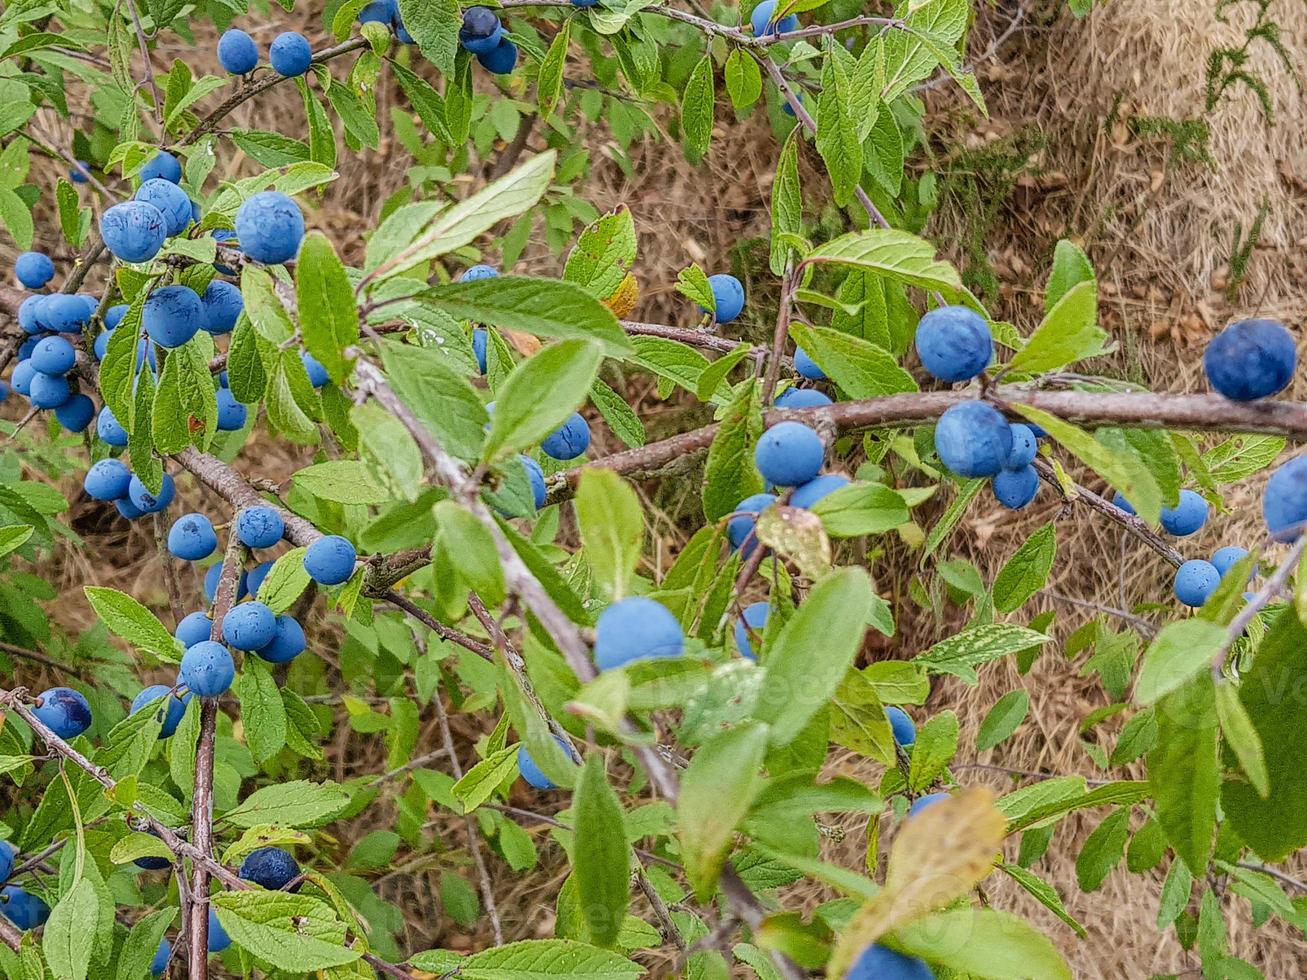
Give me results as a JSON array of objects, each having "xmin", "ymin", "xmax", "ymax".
[
  {"xmin": 0, "ymin": 641, "xmax": 94, "ymax": 684},
  {"xmin": 152, "ymin": 513, "xmax": 185, "ymax": 629}
]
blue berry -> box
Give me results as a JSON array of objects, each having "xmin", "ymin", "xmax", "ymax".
[
  {"xmin": 0, "ymin": 887, "xmax": 49, "ymax": 931},
  {"xmin": 235, "ymin": 191, "xmax": 305, "ymax": 264},
  {"xmin": 914, "ymin": 305, "xmax": 992, "ymax": 383},
  {"xmin": 542, "ymin": 412, "xmax": 591, "ymax": 460},
  {"xmin": 459, "ymin": 7, "xmax": 504, "ymax": 53},
  {"xmin": 847, "ymin": 943, "xmax": 935, "ymax": 980},
  {"xmin": 217, "ymin": 28, "xmax": 259, "ymax": 74},
  {"xmin": 750, "ymin": 0, "xmax": 798, "ymax": 36},
  {"xmin": 793, "ymin": 347, "xmax": 825, "ymax": 380},
  {"xmin": 359, "ymin": 0, "xmax": 397, "ymax": 24},
  {"xmin": 116, "ymin": 498, "xmax": 145, "ymax": 521},
  {"xmin": 1264, "ymin": 456, "xmax": 1307, "ymax": 541},
  {"xmin": 11, "ymin": 361, "xmax": 35, "ymax": 397},
  {"xmin": 1112, "ymin": 491, "xmax": 1135, "ymax": 516},
  {"xmin": 934, "ymin": 401, "xmax": 1012, "ymax": 478},
  {"xmin": 0, "ymin": 841, "xmax": 15, "ymax": 883},
  {"xmin": 175, "ymin": 611, "xmax": 214, "ymax": 647},
  {"xmin": 168, "ymin": 513, "xmax": 218, "ymax": 561},
  {"xmin": 236, "ymin": 506, "xmax": 285, "ymax": 549},
  {"xmin": 15, "ymin": 252, "xmax": 54, "ymax": 289},
  {"xmin": 1004, "ymin": 424, "xmax": 1037, "ymax": 469},
  {"xmin": 775, "ymin": 386, "xmax": 831, "ymax": 408},
  {"xmin": 886, "ymin": 706, "xmax": 915, "ymax": 747},
  {"xmin": 104, "ymin": 303, "xmax": 129, "ymax": 329},
  {"xmin": 790, "ymin": 473, "xmax": 849, "ymax": 509},
  {"xmin": 304, "ymin": 535, "xmax": 356, "ymax": 585},
  {"xmin": 151, "ymin": 938, "xmax": 171, "ymax": 977},
  {"xmin": 221, "ymin": 601, "xmax": 277, "ymax": 651},
  {"xmin": 140, "ymin": 151, "xmax": 182, "ymax": 184},
  {"xmin": 216, "ymin": 388, "xmax": 248, "ymax": 431},
  {"xmin": 701, "ymin": 273, "xmax": 745, "ymax": 323},
  {"xmin": 1211, "ymin": 546, "xmax": 1250, "ymax": 578},
  {"xmin": 40, "ymin": 293, "xmax": 90, "ymax": 333},
  {"xmin": 594, "ymin": 596, "xmax": 684, "ymax": 670},
  {"xmin": 472, "ymin": 328, "xmax": 488, "ymax": 374},
  {"xmin": 179, "ymin": 641, "xmax": 235, "ymax": 697},
  {"xmin": 1204, "ymin": 318, "xmax": 1297, "ymax": 402},
  {"xmin": 476, "ymin": 39, "xmax": 518, "ymax": 74},
  {"xmin": 208, "ymin": 907, "xmax": 231, "ymax": 952},
  {"xmin": 54, "ymin": 393, "xmax": 95, "ymax": 432},
  {"xmin": 907, "ymin": 792, "xmax": 949, "ymax": 817},
  {"xmin": 754, "ymin": 421, "xmax": 824, "ymax": 487},
  {"xmin": 33, "ymin": 687, "xmax": 92, "ymax": 739},
  {"xmin": 256, "ymin": 615, "xmax": 306, "ymax": 663},
  {"xmin": 28, "ymin": 372, "xmax": 71, "ymax": 409},
  {"xmin": 17, "ymin": 295, "xmax": 44, "ymax": 333},
  {"xmin": 1174, "ymin": 559, "xmax": 1220, "ymax": 608},
  {"xmin": 97, "ymin": 405, "xmax": 129, "ymax": 446},
  {"xmin": 727, "ymin": 492, "xmax": 777, "ymax": 552},
  {"xmin": 203, "ymin": 563, "xmax": 248, "ymax": 604},
  {"xmin": 201, "ymin": 280, "xmax": 243, "ymax": 335},
  {"xmin": 301, "ymin": 351, "xmax": 329, "ymax": 387},
  {"xmin": 102, "ymin": 201, "xmax": 168, "ymax": 263},
  {"xmin": 246, "ymin": 560, "xmax": 274, "ymax": 597},
  {"xmin": 31, "ymin": 336, "xmax": 75, "ymax": 375},
  {"xmin": 127, "ymin": 472, "xmax": 175, "ymax": 514},
  {"xmin": 135, "ymin": 178, "xmax": 192, "ymax": 237},
  {"xmin": 522, "ymin": 455, "xmax": 547, "ymax": 509},
  {"xmin": 518, "ymin": 735, "xmax": 571, "ymax": 790},
  {"xmin": 461, "ymin": 264, "xmax": 499, "ymax": 281},
  {"xmin": 734, "ymin": 601, "xmax": 768, "ymax": 661},
  {"xmin": 1160, "ymin": 489, "xmax": 1208, "ymax": 537},
  {"xmin": 130, "ymin": 684, "xmax": 190, "ymax": 738},
  {"xmin": 143, "ymin": 285, "xmax": 204, "ymax": 348},
  {"xmin": 269, "ymin": 32, "xmax": 312, "ymax": 77},
  {"xmin": 239, "ymin": 846, "xmax": 301, "ymax": 891},
  {"xmin": 992, "ymin": 465, "xmax": 1038, "ymax": 509},
  {"xmin": 69, "ymin": 161, "xmax": 90, "ymax": 184}
]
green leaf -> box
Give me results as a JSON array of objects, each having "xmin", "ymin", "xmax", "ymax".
[
  {"xmin": 1045, "ymin": 239, "xmax": 1095, "ymax": 312},
  {"xmin": 975, "ymin": 689, "xmax": 1029, "ymax": 751},
  {"xmin": 241, "ymin": 265, "xmax": 295, "ymax": 343},
  {"xmin": 816, "ymin": 49, "xmax": 862, "ymax": 206},
  {"xmin": 410, "ymin": 939, "xmax": 644, "ymax": 979},
  {"xmin": 906, "ymin": 709, "xmax": 959, "ymax": 790},
  {"xmin": 212, "ymin": 890, "xmax": 360, "ymax": 971},
  {"xmin": 292, "ymin": 460, "xmax": 391, "ymax": 505},
  {"xmin": 483, "ymin": 340, "xmax": 603, "ymax": 461},
  {"xmin": 1149, "ymin": 673, "xmax": 1218, "ymax": 873},
  {"xmin": 864, "ymin": 103, "xmax": 904, "ymax": 197},
  {"xmin": 804, "ymin": 228, "xmax": 961, "ymax": 293},
  {"xmin": 223, "ymin": 780, "xmax": 350, "ymax": 828},
  {"xmin": 770, "ymin": 131, "xmax": 802, "ymax": 276},
  {"xmin": 0, "ymin": 186, "xmax": 32, "ymax": 250},
  {"xmin": 809, "ymin": 482, "xmax": 909, "ymax": 538},
  {"xmin": 1000, "ymin": 864, "xmax": 1086, "ymax": 938},
  {"xmin": 1007, "ymin": 280, "xmax": 1109, "ymax": 375},
  {"xmin": 725, "ymin": 48, "xmax": 763, "ymax": 109},
  {"xmin": 417, "ymin": 276, "xmax": 631, "ymax": 357},
  {"xmin": 679, "ymin": 721, "xmax": 769, "ymax": 901},
  {"xmin": 0, "ymin": 525, "xmax": 33, "ymax": 560},
  {"xmin": 575, "ymin": 469, "xmax": 643, "ymax": 601},
  {"xmin": 828, "ymin": 668, "xmax": 895, "ymax": 765},
  {"xmin": 255, "ymin": 547, "xmax": 310, "ymax": 613},
  {"xmin": 43, "ymin": 878, "xmax": 97, "ymax": 980},
  {"xmin": 237, "ymin": 656, "xmax": 289, "ymax": 766},
  {"xmin": 116, "ymin": 908, "xmax": 175, "ymax": 980},
  {"xmin": 396, "ymin": 0, "xmax": 459, "ymax": 74},
  {"xmin": 451, "ymin": 745, "xmax": 519, "ymax": 812},
  {"xmin": 755, "ymin": 567, "xmax": 875, "ymax": 745},
  {"xmin": 564, "ymin": 207, "xmax": 637, "ymax": 301},
  {"xmin": 573, "ymin": 754, "xmax": 630, "ymax": 947},
  {"xmin": 1214, "ymin": 680, "xmax": 1268, "ymax": 798},
  {"xmin": 1076, "ymin": 808, "xmax": 1130, "ymax": 891},
  {"xmin": 788, "ymin": 323, "xmax": 917, "ymax": 398},
  {"xmin": 296, "ymin": 231, "xmax": 358, "ymax": 385},
  {"xmin": 681, "ymin": 54, "xmax": 714, "ymax": 164},
  {"xmin": 231, "ymin": 130, "xmax": 311, "ymax": 167},
  {"xmin": 914, "ymin": 623, "xmax": 1050, "ymax": 683},
  {"xmin": 152, "ymin": 336, "xmax": 216, "ymax": 453},
  {"xmin": 1223, "ymin": 609, "xmax": 1307, "ymax": 861},
  {"xmin": 83, "ymin": 586, "xmax": 178, "ymax": 661},
  {"xmin": 227, "ymin": 319, "xmax": 268, "ymax": 404},
  {"xmin": 1133, "ymin": 619, "xmax": 1226, "ymax": 705},
  {"xmin": 992, "ymin": 523, "xmax": 1056, "ymax": 613},
  {"xmin": 380, "ymin": 339, "xmax": 489, "ymax": 461},
  {"xmin": 590, "ymin": 378, "xmax": 644, "ymax": 449},
  {"xmin": 674, "ymin": 263, "xmax": 715, "ymax": 311},
  {"xmin": 702, "ymin": 380, "xmax": 764, "ymax": 523},
  {"xmin": 891, "ymin": 908, "xmax": 1071, "ymax": 980},
  {"xmin": 435, "ymin": 500, "xmax": 505, "ymax": 605},
  {"xmin": 537, "ymin": 21, "xmax": 571, "ymax": 117},
  {"xmin": 1012, "ymin": 404, "xmax": 1162, "ymax": 526}
]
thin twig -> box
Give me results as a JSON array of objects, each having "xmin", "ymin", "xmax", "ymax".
[
  {"xmin": 152, "ymin": 513, "xmax": 186, "ymax": 629},
  {"xmin": 1214, "ymin": 533, "xmax": 1307, "ymax": 680}
]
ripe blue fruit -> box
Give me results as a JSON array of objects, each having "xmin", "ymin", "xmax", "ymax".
[
  {"xmin": 239, "ymin": 846, "xmax": 302, "ymax": 891},
  {"xmin": 734, "ymin": 601, "xmax": 768, "ymax": 661},
  {"xmin": 97, "ymin": 405, "xmax": 129, "ymax": 446},
  {"xmin": 702, "ymin": 273, "xmax": 745, "ymax": 323},
  {"xmin": 116, "ymin": 498, "xmax": 145, "ymax": 520},
  {"xmin": 218, "ymin": 28, "xmax": 259, "ymax": 74},
  {"xmin": 40, "ymin": 293, "xmax": 90, "ymax": 333},
  {"xmin": 221, "ymin": 601, "xmax": 277, "ymax": 650},
  {"xmin": 542, "ymin": 412, "xmax": 591, "ymax": 460},
  {"xmin": 754, "ymin": 421, "xmax": 824, "ymax": 487},
  {"xmin": 84, "ymin": 459, "xmax": 131, "ymax": 501},
  {"xmin": 237, "ymin": 506, "xmax": 285, "ymax": 549},
  {"xmin": 790, "ymin": 473, "xmax": 848, "ymax": 509},
  {"xmin": 28, "ymin": 371, "xmax": 71, "ymax": 409},
  {"xmin": 33, "ymin": 687, "xmax": 93, "ymax": 739},
  {"xmin": 105, "ymin": 303, "xmax": 128, "ymax": 329},
  {"xmin": 477, "ymin": 39, "xmax": 519, "ymax": 74},
  {"xmin": 0, "ymin": 841, "xmax": 14, "ymax": 883},
  {"xmin": 175, "ymin": 611, "xmax": 214, "ymax": 647},
  {"xmin": 1263, "ymin": 457, "xmax": 1307, "ymax": 541},
  {"xmin": 793, "ymin": 346, "xmax": 825, "ymax": 380},
  {"xmin": 359, "ymin": 0, "xmax": 397, "ymax": 24},
  {"xmin": 460, "ymin": 7, "xmax": 504, "ymax": 53},
  {"xmin": 256, "ymin": 615, "xmax": 306, "ymax": 663},
  {"xmin": 203, "ymin": 563, "xmax": 249, "ymax": 604},
  {"xmin": 15, "ymin": 251, "xmax": 54, "ymax": 289},
  {"xmin": 461, "ymin": 264, "xmax": 499, "ymax": 281},
  {"xmin": 774, "ymin": 386, "xmax": 831, "ymax": 408},
  {"xmin": 168, "ymin": 513, "xmax": 218, "ymax": 561},
  {"xmin": 216, "ymin": 388, "xmax": 248, "ymax": 431},
  {"xmin": 0, "ymin": 887, "xmax": 50, "ymax": 931},
  {"xmin": 128, "ymin": 473, "xmax": 175, "ymax": 514},
  {"xmin": 102, "ymin": 200, "xmax": 168, "ymax": 262},
  {"xmin": 151, "ymin": 938, "xmax": 171, "ymax": 977},
  {"xmin": 208, "ymin": 907, "xmax": 231, "ymax": 952},
  {"xmin": 143, "ymin": 285, "xmax": 204, "ymax": 348},
  {"xmin": 269, "ymin": 32, "xmax": 312, "ymax": 77},
  {"xmin": 522, "ymin": 455, "xmax": 546, "ymax": 509},
  {"xmin": 886, "ymin": 706, "xmax": 915, "ymax": 747},
  {"xmin": 750, "ymin": 0, "xmax": 798, "ymax": 35},
  {"xmin": 301, "ymin": 351, "xmax": 329, "ymax": 387},
  {"xmin": 914, "ymin": 305, "xmax": 992, "ymax": 382},
  {"xmin": 140, "ymin": 151, "xmax": 182, "ymax": 184},
  {"xmin": 135, "ymin": 178, "xmax": 192, "ymax": 236},
  {"xmin": 201, "ymin": 280, "xmax": 243, "ymax": 334},
  {"xmin": 17, "ymin": 295, "xmax": 44, "ymax": 333},
  {"xmin": 934, "ymin": 401, "xmax": 1012, "ymax": 478},
  {"xmin": 304, "ymin": 535, "xmax": 356, "ymax": 585},
  {"xmin": 727, "ymin": 492, "xmax": 777, "ymax": 552},
  {"xmin": 1204, "ymin": 317, "xmax": 1296, "ymax": 402},
  {"xmin": 847, "ymin": 943, "xmax": 935, "ymax": 980},
  {"xmin": 1160, "ymin": 489, "xmax": 1207, "ymax": 537},
  {"xmin": 594, "ymin": 596, "xmax": 685, "ymax": 670},
  {"xmin": 131, "ymin": 684, "xmax": 190, "ymax": 738},
  {"xmin": 517, "ymin": 735, "xmax": 571, "ymax": 790},
  {"xmin": 180, "ymin": 641, "xmax": 235, "ymax": 697},
  {"xmin": 1212, "ymin": 546, "xmax": 1250, "ymax": 578},
  {"xmin": 907, "ymin": 791, "xmax": 949, "ymax": 817},
  {"xmin": 1112, "ymin": 491, "xmax": 1135, "ymax": 516},
  {"xmin": 55, "ymin": 394, "xmax": 95, "ymax": 433},
  {"xmin": 1004, "ymin": 424, "xmax": 1037, "ymax": 469},
  {"xmin": 472, "ymin": 329, "xmax": 488, "ymax": 374},
  {"xmin": 992, "ymin": 465, "xmax": 1038, "ymax": 509},
  {"xmin": 235, "ymin": 191, "xmax": 305, "ymax": 264},
  {"xmin": 246, "ymin": 560, "xmax": 274, "ymax": 597},
  {"xmin": 11, "ymin": 361, "xmax": 35, "ymax": 397},
  {"xmin": 1174, "ymin": 559, "xmax": 1220, "ymax": 608}
]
